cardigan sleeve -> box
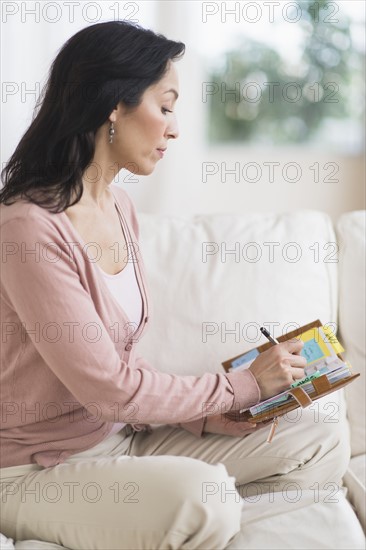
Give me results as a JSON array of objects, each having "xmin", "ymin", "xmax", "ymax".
[
  {"xmin": 134, "ymin": 355, "xmax": 260, "ymax": 437},
  {"xmin": 1, "ymin": 215, "xmax": 261, "ymax": 427}
]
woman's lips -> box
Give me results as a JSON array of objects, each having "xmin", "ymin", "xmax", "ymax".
[{"xmin": 156, "ymin": 149, "xmax": 166, "ymax": 158}]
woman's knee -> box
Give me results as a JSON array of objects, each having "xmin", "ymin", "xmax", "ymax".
[
  {"xmin": 306, "ymin": 408, "xmax": 350, "ymax": 458},
  {"xmin": 292, "ymin": 407, "xmax": 351, "ymax": 482},
  {"xmin": 168, "ymin": 458, "xmax": 242, "ymax": 549}
]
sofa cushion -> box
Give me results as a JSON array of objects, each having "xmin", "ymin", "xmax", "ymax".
[
  {"xmin": 225, "ymin": 490, "xmax": 365, "ymax": 549},
  {"xmin": 137, "ymin": 210, "xmax": 339, "ymax": 377},
  {"xmin": 337, "ymin": 211, "xmax": 366, "ymax": 457}
]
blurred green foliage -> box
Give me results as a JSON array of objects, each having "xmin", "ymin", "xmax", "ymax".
[{"xmin": 207, "ymin": 0, "xmax": 365, "ymax": 145}]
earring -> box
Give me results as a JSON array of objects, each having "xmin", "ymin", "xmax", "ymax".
[{"xmin": 109, "ymin": 121, "xmax": 115, "ymax": 144}]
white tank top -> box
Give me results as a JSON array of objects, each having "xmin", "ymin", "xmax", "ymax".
[
  {"xmin": 96, "ymin": 204, "xmax": 143, "ymax": 332},
  {"xmin": 97, "ymin": 246, "xmax": 143, "ymax": 332}
]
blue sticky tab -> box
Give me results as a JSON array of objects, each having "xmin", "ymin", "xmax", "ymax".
[
  {"xmin": 301, "ymin": 338, "xmax": 324, "ymax": 363},
  {"xmin": 231, "ymin": 348, "xmax": 259, "ymax": 369}
]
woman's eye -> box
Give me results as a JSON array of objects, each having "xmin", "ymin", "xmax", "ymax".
[{"xmin": 162, "ymin": 108, "xmax": 173, "ymax": 114}]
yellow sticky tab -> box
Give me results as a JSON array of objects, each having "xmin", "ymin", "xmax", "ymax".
[{"xmin": 322, "ymin": 325, "xmax": 344, "ymax": 354}]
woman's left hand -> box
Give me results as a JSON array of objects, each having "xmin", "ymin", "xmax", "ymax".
[{"xmin": 203, "ymin": 413, "xmax": 269, "ymax": 437}]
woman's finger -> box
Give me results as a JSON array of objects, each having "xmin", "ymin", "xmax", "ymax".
[
  {"xmin": 282, "ymin": 338, "xmax": 304, "ymax": 354},
  {"xmin": 289, "ymin": 366, "xmax": 307, "ymax": 380},
  {"xmin": 286, "ymin": 353, "xmax": 307, "ymax": 368}
]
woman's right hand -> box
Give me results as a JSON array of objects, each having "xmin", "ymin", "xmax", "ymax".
[{"xmin": 248, "ymin": 339, "xmax": 307, "ymax": 401}]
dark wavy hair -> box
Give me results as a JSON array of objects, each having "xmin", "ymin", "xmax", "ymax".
[{"xmin": 0, "ymin": 21, "xmax": 185, "ymax": 213}]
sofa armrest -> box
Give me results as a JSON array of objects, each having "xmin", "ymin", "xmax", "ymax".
[{"xmin": 337, "ymin": 211, "xmax": 366, "ymax": 458}]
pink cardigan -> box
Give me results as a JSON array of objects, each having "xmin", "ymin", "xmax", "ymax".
[{"xmin": 0, "ymin": 185, "xmax": 261, "ymax": 468}]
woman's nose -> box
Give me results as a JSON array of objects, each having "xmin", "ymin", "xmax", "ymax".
[{"xmin": 166, "ymin": 118, "xmax": 179, "ymax": 140}]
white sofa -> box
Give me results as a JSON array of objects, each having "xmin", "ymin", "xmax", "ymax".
[{"xmin": 2, "ymin": 208, "xmax": 365, "ymax": 550}]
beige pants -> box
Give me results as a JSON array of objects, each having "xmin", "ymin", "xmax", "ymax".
[{"xmin": 0, "ymin": 409, "xmax": 350, "ymax": 550}]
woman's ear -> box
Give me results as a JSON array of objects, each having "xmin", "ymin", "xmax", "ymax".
[
  {"xmin": 108, "ymin": 109, "xmax": 118, "ymax": 123},
  {"xmin": 109, "ymin": 101, "xmax": 126, "ymax": 122}
]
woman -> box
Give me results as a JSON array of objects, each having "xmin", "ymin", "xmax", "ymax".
[{"xmin": 0, "ymin": 20, "xmax": 349, "ymax": 550}]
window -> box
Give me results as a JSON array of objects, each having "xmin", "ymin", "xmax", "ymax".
[{"xmin": 198, "ymin": 0, "xmax": 365, "ymax": 153}]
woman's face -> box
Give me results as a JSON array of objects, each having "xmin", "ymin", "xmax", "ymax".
[{"xmin": 108, "ymin": 60, "xmax": 180, "ymax": 175}]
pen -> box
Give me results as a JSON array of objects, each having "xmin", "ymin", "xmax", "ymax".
[
  {"xmin": 260, "ymin": 326, "xmax": 280, "ymax": 345},
  {"xmin": 259, "ymin": 326, "xmax": 280, "ymax": 443}
]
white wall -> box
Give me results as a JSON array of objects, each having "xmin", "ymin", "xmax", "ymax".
[
  {"xmin": 129, "ymin": 142, "xmax": 365, "ymax": 222},
  {"xmin": 1, "ymin": 1, "xmax": 365, "ymax": 222}
]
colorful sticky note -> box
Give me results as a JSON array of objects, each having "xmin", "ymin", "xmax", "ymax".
[
  {"xmin": 231, "ymin": 348, "xmax": 259, "ymax": 370},
  {"xmin": 297, "ymin": 327, "xmax": 334, "ymax": 365}
]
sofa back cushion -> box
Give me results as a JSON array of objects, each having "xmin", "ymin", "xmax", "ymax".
[{"xmin": 136, "ymin": 209, "xmax": 345, "ymax": 419}]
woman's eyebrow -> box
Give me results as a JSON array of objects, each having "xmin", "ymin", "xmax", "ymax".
[{"xmin": 163, "ymin": 89, "xmax": 179, "ymax": 99}]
